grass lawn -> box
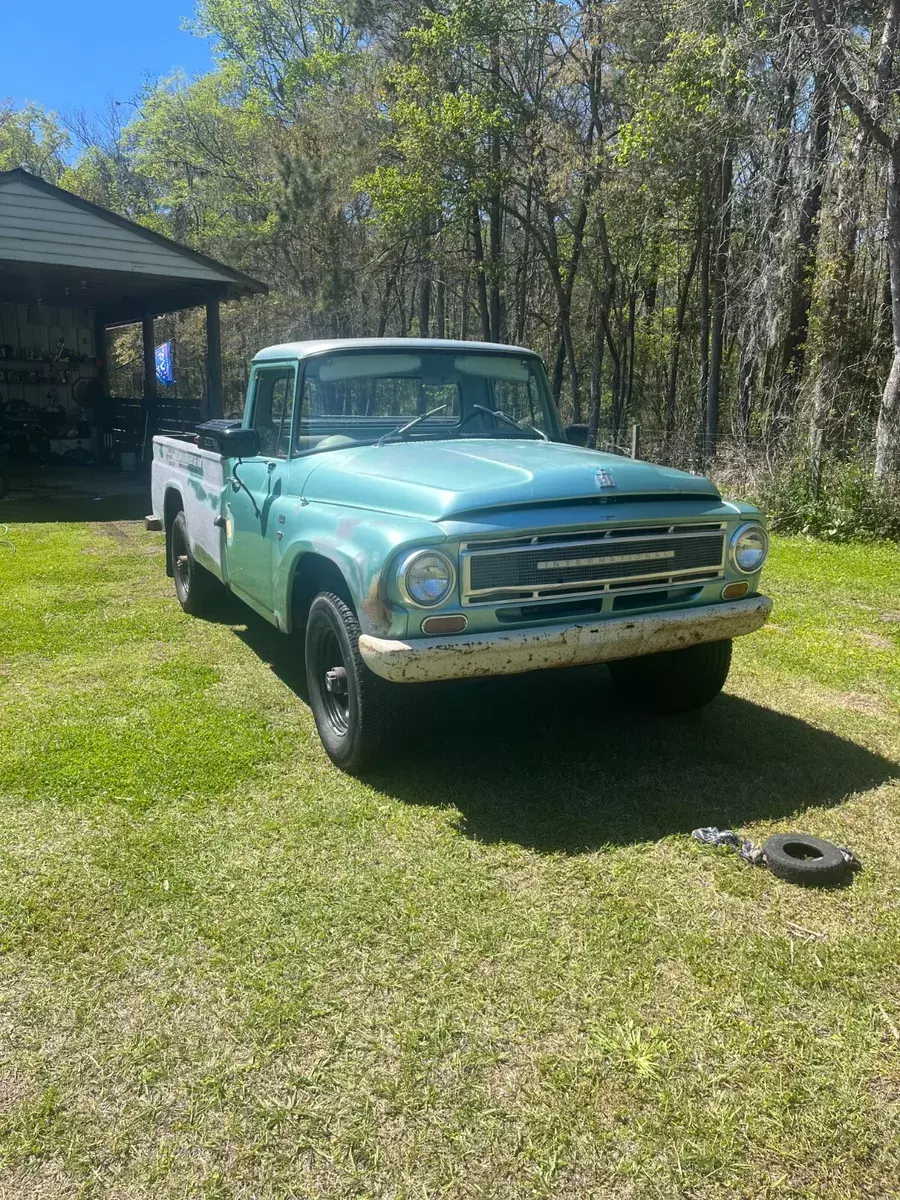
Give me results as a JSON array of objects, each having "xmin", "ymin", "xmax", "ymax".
[{"xmin": 0, "ymin": 509, "xmax": 898, "ymax": 1199}]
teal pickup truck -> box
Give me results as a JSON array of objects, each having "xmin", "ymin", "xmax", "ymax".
[{"xmin": 151, "ymin": 338, "xmax": 771, "ymax": 771}]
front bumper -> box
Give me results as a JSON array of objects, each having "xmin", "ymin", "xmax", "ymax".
[{"xmin": 359, "ymin": 595, "xmax": 772, "ymax": 683}]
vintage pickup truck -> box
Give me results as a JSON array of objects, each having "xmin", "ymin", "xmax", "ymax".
[{"xmin": 150, "ymin": 338, "xmax": 771, "ymax": 771}]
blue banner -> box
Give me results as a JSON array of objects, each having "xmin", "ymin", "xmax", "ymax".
[{"xmin": 155, "ymin": 341, "xmax": 174, "ymax": 386}]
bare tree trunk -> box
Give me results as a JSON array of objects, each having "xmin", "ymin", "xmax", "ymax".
[
  {"xmin": 706, "ymin": 153, "xmax": 732, "ymax": 459},
  {"xmin": 514, "ymin": 180, "xmax": 533, "ymax": 346},
  {"xmin": 587, "ymin": 293, "xmax": 605, "ymax": 447},
  {"xmin": 808, "ymin": 130, "xmax": 866, "ymax": 453},
  {"xmin": 418, "ymin": 272, "xmax": 431, "ymax": 338},
  {"xmin": 487, "ymin": 41, "xmax": 505, "ymax": 343},
  {"xmin": 780, "ymin": 75, "xmax": 830, "ymax": 409},
  {"xmin": 624, "ymin": 291, "xmax": 637, "ymax": 426},
  {"xmin": 434, "ymin": 271, "xmax": 445, "ymax": 340},
  {"xmin": 875, "ymin": 149, "xmax": 900, "ymax": 480},
  {"xmin": 666, "ymin": 230, "xmax": 701, "ymax": 442},
  {"xmin": 551, "ymin": 338, "xmax": 565, "ymax": 407},
  {"xmin": 738, "ymin": 344, "xmax": 756, "ymax": 440},
  {"xmin": 698, "ymin": 223, "xmax": 711, "ymax": 448},
  {"xmin": 471, "ymin": 206, "xmax": 491, "ymax": 341}
]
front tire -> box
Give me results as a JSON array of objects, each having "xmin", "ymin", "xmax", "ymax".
[
  {"xmin": 608, "ymin": 639, "xmax": 732, "ymax": 713},
  {"xmin": 305, "ymin": 591, "xmax": 395, "ymax": 773},
  {"xmin": 169, "ymin": 511, "xmax": 220, "ymax": 616}
]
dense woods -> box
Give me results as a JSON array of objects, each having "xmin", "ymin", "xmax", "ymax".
[{"xmin": 3, "ymin": 0, "xmax": 900, "ymax": 519}]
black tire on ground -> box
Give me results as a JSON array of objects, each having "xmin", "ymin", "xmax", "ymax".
[
  {"xmin": 169, "ymin": 510, "xmax": 220, "ymax": 616},
  {"xmin": 763, "ymin": 834, "xmax": 850, "ymax": 886},
  {"xmin": 607, "ymin": 638, "xmax": 733, "ymax": 714},
  {"xmin": 304, "ymin": 591, "xmax": 396, "ymax": 773}
]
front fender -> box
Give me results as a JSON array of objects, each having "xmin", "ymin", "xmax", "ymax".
[{"xmin": 273, "ymin": 502, "xmax": 447, "ymax": 637}]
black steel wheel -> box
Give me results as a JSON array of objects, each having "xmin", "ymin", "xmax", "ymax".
[
  {"xmin": 304, "ymin": 591, "xmax": 395, "ymax": 773},
  {"xmin": 169, "ymin": 511, "xmax": 219, "ymax": 616},
  {"xmin": 608, "ymin": 639, "xmax": 733, "ymax": 714}
]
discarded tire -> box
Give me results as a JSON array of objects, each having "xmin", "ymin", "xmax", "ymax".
[{"xmin": 763, "ymin": 834, "xmax": 850, "ymax": 886}]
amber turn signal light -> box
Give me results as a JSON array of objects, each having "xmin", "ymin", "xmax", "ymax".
[
  {"xmin": 421, "ymin": 615, "xmax": 468, "ymax": 636},
  {"xmin": 722, "ymin": 581, "xmax": 749, "ymax": 600}
]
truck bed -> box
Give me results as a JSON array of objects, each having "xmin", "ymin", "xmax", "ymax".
[{"xmin": 150, "ymin": 435, "xmax": 227, "ymax": 579}]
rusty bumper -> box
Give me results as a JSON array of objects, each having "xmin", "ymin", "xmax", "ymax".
[{"xmin": 359, "ymin": 595, "xmax": 773, "ymax": 684}]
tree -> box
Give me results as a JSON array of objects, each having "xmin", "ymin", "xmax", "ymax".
[
  {"xmin": 0, "ymin": 100, "xmax": 69, "ymax": 180},
  {"xmin": 807, "ymin": 0, "xmax": 900, "ymax": 482}
]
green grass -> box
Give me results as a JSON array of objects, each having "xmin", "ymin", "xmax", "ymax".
[{"xmin": 0, "ymin": 514, "xmax": 898, "ymax": 1198}]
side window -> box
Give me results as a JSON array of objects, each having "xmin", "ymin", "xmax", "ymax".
[{"xmin": 250, "ymin": 367, "xmax": 296, "ymax": 457}]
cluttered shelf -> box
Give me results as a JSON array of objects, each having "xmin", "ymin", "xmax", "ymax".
[{"xmin": 0, "ymin": 396, "xmax": 205, "ymax": 472}]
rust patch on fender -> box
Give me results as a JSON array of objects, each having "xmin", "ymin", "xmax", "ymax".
[{"xmin": 360, "ymin": 574, "xmax": 390, "ymax": 635}]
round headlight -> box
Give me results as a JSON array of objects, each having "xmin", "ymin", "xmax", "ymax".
[
  {"xmin": 399, "ymin": 550, "xmax": 455, "ymax": 608},
  {"xmin": 730, "ymin": 523, "xmax": 768, "ymax": 574}
]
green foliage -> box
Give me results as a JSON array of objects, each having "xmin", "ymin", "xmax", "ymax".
[
  {"xmin": 361, "ymin": 82, "xmax": 504, "ymax": 230},
  {"xmin": 195, "ymin": 0, "xmax": 363, "ymax": 112},
  {"xmin": 0, "ymin": 100, "xmax": 69, "ymax": 180},
  {"xmin": 755, "ymin": 455, "xmax": 900, "ymax": 543}
]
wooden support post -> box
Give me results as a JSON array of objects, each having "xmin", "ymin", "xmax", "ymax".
[
  {"xmin": 142, "ymin": 315, "xmax": 156, "ymax": 403},
  {"xmin": 141, "ymin": 314, "xmax": 156, "ymax": 465},
  {"xmin": 94, "ymin": 318, "xmax": 110, "ymax": 395},
  {"xmin": 206, "ymin": 296, "xmax": 223, "ymax": 419},
  {"xmin": 630, "ymin": 422, "xmax": 640, "ymax": 460}
]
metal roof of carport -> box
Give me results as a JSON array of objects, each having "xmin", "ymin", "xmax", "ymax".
[{"xmin": 0, "ymin": 168, "xmax": 268, "ymax": 323}]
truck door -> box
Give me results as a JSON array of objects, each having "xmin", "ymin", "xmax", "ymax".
[{"xmin": 225, "ymin": 362, "xmax": 297, "ymax": 611}]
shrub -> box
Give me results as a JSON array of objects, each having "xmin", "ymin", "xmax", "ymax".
[{"xmin": 715, "ymin": 452, "xmax": 900, "ymax": 543}]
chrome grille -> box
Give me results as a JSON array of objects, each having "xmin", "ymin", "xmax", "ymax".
[{"xmin": 460, "ymin": 523, "xmax": 726, "ymax": 605}]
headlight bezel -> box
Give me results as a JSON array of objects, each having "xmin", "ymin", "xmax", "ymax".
[
  {"xmin": 729, "ymin": 521, "xmax": 769, "ymax": 575},
  {"xmin": 398, "ymin": 548, "xmax": 457, "ymax": 609}
]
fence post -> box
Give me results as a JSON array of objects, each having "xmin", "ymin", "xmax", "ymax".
[{"xmin": 630, "ymin": 423, "xmax": 640, "ymax": 459}]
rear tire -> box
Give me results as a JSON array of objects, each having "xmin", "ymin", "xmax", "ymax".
[
  {"xmin": 305, "ymin": 591, "xmax": 396, "ymax": 773},
  {"xmin": 608, "ymin": 639, "xmax": 732, "ymax": 713},
  {"xmin": 169, "ymin": 511, "xmax": 220, "ymax": 616}
]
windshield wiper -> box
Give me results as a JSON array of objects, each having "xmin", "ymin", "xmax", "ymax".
[
  {"xmin": 377, "ymin": 404, "xmax": 448, "ymax": 447},
  {"xmin": 472, "ymin": 404, "xmax": 548, "ymax": 441}
]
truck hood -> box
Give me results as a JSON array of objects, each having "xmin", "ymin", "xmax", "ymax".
[{"xmin": 300, "ymin": 438, "xmax": 719, "ymax": 521}]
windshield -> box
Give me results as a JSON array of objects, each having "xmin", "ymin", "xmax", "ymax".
[{"xmin": 293, "ymin": 349, "xmax": 562, "ymax": 454}]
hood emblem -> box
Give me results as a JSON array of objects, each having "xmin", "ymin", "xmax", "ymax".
[{"xmin": 594, "ymin": 467, "xmax": 616, "ymax": 489}]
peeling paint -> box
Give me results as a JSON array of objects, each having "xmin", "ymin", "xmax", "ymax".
[
  {"xmin": 359, "ymin": 596, "xmax": 773, "ymax": 684},
  {"xmin": 361, "ymin": 573, "xmax": 391, "ymax": 636}
]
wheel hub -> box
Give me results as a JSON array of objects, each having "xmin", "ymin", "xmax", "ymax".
[{"xmin": 325, "ymin": 667, "xmax": 348, "ymax": 696}]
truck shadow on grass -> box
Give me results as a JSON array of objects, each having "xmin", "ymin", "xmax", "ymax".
[
  {"xmin": 231, "ymin": 609, "xmax": 897, "ymax": 854},
  {"xmin": 369, "ymin": 670, "xmax": 897, "ymax": 853}
]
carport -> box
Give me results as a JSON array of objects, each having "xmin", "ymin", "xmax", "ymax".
[{"xmin": 0, "ymin": 168, "xmax": 267, "ymax": 484}]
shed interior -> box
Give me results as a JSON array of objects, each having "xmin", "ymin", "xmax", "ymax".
[{"xmin": 0, "ymin": 169, "xmax": 267, "ymax": 492}]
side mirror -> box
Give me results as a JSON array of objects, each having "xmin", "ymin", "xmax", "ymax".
[
  {"xmin": 219, "ymin": 426, "xmax": 260, "ymax": 459},
  {"xmin": 566, "ymin": 423, "xmax": 589, "ymax": 447},
  {"xmin": 197, "ymin": 419, "xmax": 261, "ymax": 458}
]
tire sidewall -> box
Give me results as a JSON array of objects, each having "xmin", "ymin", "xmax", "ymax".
[
  {"xmin": 171, "ymin": 512, "xmax": 193, "ymax": 611},
  {"xmin": 763, "ymin": 834, "xmax": 848, "ymax": 886},
  {"xmin": 609, "ymin": 639, "xmax": 732, "ymax": 714},
  {"xmin": 305, "ymin": 594, "xmax": 366, "ymax": 769}
]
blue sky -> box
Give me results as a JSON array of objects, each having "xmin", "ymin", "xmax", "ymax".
[{"xmin": 4, "ymin": 0, "xmax": 214, "ymax": 119}]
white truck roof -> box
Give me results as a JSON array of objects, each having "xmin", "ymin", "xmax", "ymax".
[{"xmin": 252, "ymin": 337, "xmax": 541, "ymax": 363}]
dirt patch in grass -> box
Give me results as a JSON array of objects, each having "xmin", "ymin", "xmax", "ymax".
[
  {"xmin": 842, "ymin": 691, "xmax": 896, "ymax": 716},
  {"xmin": 852, "ymin": 629, "xmax": 896, "ymax": 651}
]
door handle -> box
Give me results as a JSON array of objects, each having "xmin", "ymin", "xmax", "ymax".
[{"xmin": 267, "ymin": 461, "xmax": 277, "ymax": 472}]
